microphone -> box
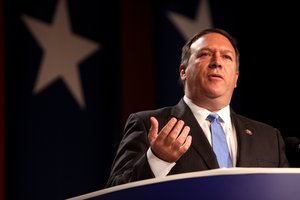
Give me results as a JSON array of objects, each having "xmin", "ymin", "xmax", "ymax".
[
  {"xmin": 285, "ymin": 137, "xmax": 300, "ymax": 150},
  {"xmin": 285, "ymin": 137, "xmax": 300, "ymax": 167}
]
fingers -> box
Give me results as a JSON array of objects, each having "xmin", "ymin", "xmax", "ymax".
[
  {"xmin": 164, "ymin": 119, "xmax": 184, "ymax": 145},
  {"xmin": 156, "ymin": 117, "xmax": 178, "ymax": 141},
  {"xmin": 172, "ymin": 125, "xmax": 190, "ymax": 148},
  {"xmin": 148, "ymin": 116, "xmax": 192, "ymax": 162},
  {"xmin": 170, "ymin": 124, "xmax": 192, "ymax": 154},
  {"xmin": 149, "ymin": 117, "xmax": 177, "ymax": 144},
  {"xmin": 148, "ymin": 117, "xmax": 159, "ymax": 144},
  {"xmin": 179, "ymin": 135, "xmax": 192, "ymax": 155}
]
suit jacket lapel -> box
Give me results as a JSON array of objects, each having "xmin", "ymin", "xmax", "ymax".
[
  {"xmin": 171, "ymin": 99, "xmax": 219, "ymax": 169},
  {"xmin": 231, "ymin": 110, "xmax": 256, "ymax": 166}
]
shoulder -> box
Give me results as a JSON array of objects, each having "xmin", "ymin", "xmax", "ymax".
[
  {"xmin": 128, "ymin": 106, "xmax": 174, "ymax": 123},
  {"xmin": 231, "ymin": 110, "xmax": 280, "ymax": 135},
  {"xmin": 234, "ymin": 114, "xmax": 273, "ymax": 128},
  {"xmin": 128, "ymin": 99, "xmax": 187, "ymax": 122},
  {"xmin": 231, "ymin": 113, "xmax": 284, "ymax": 146},
  {"xmin": 125, "ymin": 99, "xmax": 188, "ymax": 130}
]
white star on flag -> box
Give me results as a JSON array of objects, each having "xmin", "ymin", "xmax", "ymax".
[
  {"xmin": 22, "ymin": 0, "xmax": 100, "ymax": 109},
  {"xmin": 167, "ymin": 0, "xmax": 213, "ymax": 40}
]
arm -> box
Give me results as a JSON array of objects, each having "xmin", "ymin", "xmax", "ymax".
[
  {"xmin": 106, "ymin": 113, "xmax": 192, "ymax": 187},
  {"xmin": 105, "ymin": 113, "xmax": 154, "ymax": 187}
]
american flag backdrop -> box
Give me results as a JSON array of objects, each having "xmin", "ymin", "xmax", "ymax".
[
  {"xmin": 4, "ymin": 0, "xmax": 121, "ymax": 199},
  {"xmin": 2, "ymin": 0, "xmax": 300, "ymax": 199}
]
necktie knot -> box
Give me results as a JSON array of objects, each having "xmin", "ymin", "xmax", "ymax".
[{"xmin": 207, "ymin": 113, "xmax": 220, "ymax": 123}]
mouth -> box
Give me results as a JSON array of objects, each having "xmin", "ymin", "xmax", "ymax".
[{"xmin": 208, "ymin": 73, "xmax": 223, "ymax": 79}]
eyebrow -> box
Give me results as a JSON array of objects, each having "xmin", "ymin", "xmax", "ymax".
[{"xmin": 197, "ymin": 48, "xmax": 234, "ymax": 55}]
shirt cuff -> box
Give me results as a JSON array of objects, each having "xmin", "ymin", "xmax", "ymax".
[{"xmin": 146, "ymin": 148, "xmax": 176, "ymax": 178}]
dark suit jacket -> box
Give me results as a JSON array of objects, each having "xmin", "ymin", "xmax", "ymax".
[{"xmin": 106, "ymin": 99, "xmax": 289, "ymax": 187}]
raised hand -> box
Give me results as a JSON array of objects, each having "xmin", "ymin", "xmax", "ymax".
[{"xmin": 148, "ymin": 117, "xmax": 192, "ymax": 163}]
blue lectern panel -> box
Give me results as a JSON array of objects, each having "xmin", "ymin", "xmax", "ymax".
[
  {"xmin": 89, "ymin": 173, "xmax": 300, "ymax": 200},
  {"xmin": 68, "ymin": 169, "xmax": 300, "ymax": 200}
]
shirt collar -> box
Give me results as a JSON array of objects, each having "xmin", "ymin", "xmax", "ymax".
[{"xmin": 183, "ymin": 95, "xmax": 231, "ymax": 125}]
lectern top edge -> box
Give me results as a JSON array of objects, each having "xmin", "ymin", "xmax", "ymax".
[{"xmin": 66, "ymin": 167, "xmax": 300, "ymax": 200}]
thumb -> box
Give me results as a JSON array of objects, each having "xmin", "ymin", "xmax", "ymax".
[{"xmin": 148, "ymin": 116, "xmax": 158, "ymax": 144}]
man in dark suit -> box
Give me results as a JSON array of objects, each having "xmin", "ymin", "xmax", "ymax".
[{"xmin": 106, "ymin": 28, "xmax": 289, "ymax": 187}]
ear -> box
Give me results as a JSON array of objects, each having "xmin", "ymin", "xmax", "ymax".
[
  {"xmin": 180, "ymin": 64, "xmax": 187, "ymax": 80},
  {"xmin": 234, "ymin": 71, "xmax": 239, "ymax": 88}
]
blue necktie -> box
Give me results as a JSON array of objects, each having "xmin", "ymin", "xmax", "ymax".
[{"xmin": 207, "ymin": 113, "xmax": 233, "ymax": 168}]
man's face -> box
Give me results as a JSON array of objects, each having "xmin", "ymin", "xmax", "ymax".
[{"xmin": 180, "ymin": 32, "xmax": 239, "ymax": 106}]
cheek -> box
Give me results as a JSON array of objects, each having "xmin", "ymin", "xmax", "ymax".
[
  {"xmin": 230, "ymin": 72, "xmax": 239, "ymax": 87},
  {"xmin": 186, "ymin": 69, "xmax": 206, "ymax": 89},
  {"xmin": 187, "ymin": 65, "xmax": 202, "ymax": 76},
  {"xmin": 187, "ymin": 69, "xmax": 200, "ymax": 83}
]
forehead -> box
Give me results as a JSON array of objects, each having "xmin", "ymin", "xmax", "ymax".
[{"xmin": 190, "ymin": 33, "xmax": 235, "ymax": 54}]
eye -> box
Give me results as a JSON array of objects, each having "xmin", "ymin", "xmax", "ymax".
[
  {"xmin": 197, "ymin": 51, "xmax": 211, "ymax": 58},
  {"xmin": 223, "ymin": 54, "xmax": 232, "ymax": 60}
]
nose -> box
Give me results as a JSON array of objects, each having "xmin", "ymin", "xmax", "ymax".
[
  {"xmin": 209, "ymin": 61, "xmax": 222, "ymax": 69},
  {"xmin": 209, "ymin": 63, "xmax": 221, "ymax": 68},
  {"xmin": 209, "ymin": 54, "xmax": 221, "ymax": 69}
]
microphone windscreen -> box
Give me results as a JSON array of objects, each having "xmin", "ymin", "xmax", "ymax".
[{"xmin": 285, "ymin": 137, "xmax": 300, "ymax": 150}]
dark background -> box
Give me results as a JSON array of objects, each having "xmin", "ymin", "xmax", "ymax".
[{"xmin": 2, "ymin": 0, "xmax": 300, "ymax": 199}]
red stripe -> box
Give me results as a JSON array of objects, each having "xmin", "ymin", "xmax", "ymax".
[
  {"xmin": 121, "ymin": 0, "xmax": 155, "ymax": 126},
  {"xmin": 0, "ymin": 0, "xmax": 4, "ymax": 198}
]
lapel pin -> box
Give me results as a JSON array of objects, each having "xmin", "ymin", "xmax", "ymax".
[{"xmin": 244, "ymin": 129, "xmax": 253, "ymax": 136}]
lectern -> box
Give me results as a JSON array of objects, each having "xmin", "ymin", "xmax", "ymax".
[{"xmin": 67, "ymin": 168, "xmax": 300, "ymax": 200}]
